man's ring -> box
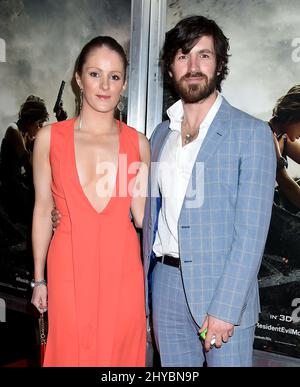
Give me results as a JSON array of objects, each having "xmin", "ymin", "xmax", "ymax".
[{"xmin": 210, "ymin": 336, "xmax": 216, "ymax": 347}]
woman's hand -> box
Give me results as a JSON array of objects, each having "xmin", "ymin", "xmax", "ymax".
[
  {"xmin": 273, "ymin": 132, "xmax": 282, "ymax": 161},
  {"xmin": 31, "ymin": 285, "xmax": 48, "ymax": 313},
  {"xmin": 51, "ymin": 207, "xmax": 61, "ymax": 231}
]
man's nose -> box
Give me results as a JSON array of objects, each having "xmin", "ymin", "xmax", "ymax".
[{"xmin": 188, "ymin": 54, "xmax": 200, "ymax": 73}]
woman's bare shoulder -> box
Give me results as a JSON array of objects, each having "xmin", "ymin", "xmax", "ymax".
[
  {"xmin": 137, "ymin": 132, "xmax": 150, "ymax": 162},
  {"xmin": 34, "ymin": 124, "xmax": 52, "ymax": 150},
  {"xmin": 137, "ymin": 131, "xmax": 150, "ymax": 147},
  {"xmin": 5, "ymin": 124, "xmax": 21, "ymax": 139}
]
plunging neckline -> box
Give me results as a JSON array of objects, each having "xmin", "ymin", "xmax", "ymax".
[{"xmin": 71, "ymin": 118, "xmax": 122, "ymax": 215}]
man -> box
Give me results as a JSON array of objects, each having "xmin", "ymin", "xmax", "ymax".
[{"xmin": 143, "ymin": 16, "xmax": 276, "ymax": 367}]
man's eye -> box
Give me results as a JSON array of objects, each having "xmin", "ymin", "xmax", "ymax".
[{"xmin": 200, "ymin": 53, "xmax": 214, "ymax": 60}]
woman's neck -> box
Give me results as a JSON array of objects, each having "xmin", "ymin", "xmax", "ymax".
[{"xmin": 77, "ymin": 106, "xmax": 118, "ymax": 135}]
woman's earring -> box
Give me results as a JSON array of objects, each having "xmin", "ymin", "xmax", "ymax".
[
  {"xmin": 77, "ymin": 89, "xmax": 83, "ymax": 130},
  {"xmin": 79, "ymin": 89, "xmax": 83, "ymax": 112},
  {"xmin": 117, "ymin": 96, "xmax": 125, "ymax": 124}
]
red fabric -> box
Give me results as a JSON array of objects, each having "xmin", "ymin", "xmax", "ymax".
[{"xmin": 43, "ymin": 118, "xmax": 146, "ymax": 366}]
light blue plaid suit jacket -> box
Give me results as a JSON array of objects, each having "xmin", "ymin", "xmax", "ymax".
[{"xmin": 143, "ymin": 98, "xmax": 276, "ymax": 329}]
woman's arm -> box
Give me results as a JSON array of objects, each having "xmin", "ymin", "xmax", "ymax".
[
  {"xmin": 5, "ymin": 127, "xmax": 33, "ymax": 178},
  {"xmin": 273, "ymin": 134, "xmax": 300, "ymax": 208},
  {"xmin": 5, "ymin": 126, "xmax": 29, "ymax": 161},
  {"xmin": 130, "ymin": 132, "xmax": 150, "ymax": 228},
  {"xmin": 276, "ymin": 168, "xmax": 300, "ymax": 208},
  {"xmin": 31, "ymin": 125, "xmax": 53, "ymax": 312}
]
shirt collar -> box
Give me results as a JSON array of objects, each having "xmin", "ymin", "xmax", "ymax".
[{"xmin": 167, "ymin": 92, "xmax": 223, "ymax": 132}]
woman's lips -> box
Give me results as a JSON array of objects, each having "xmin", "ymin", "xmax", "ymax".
[{"xmin": 96, "ymin": 95, "xmax": 111, "ymax": 100}]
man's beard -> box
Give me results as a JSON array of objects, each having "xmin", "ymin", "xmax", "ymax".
[{"xmin": 172, "ymin": 71, "xmax": 217, "ymax": 104}]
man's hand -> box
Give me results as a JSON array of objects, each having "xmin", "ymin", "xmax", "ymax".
[
  {"xmin": 199, "ymin": 315, "xmax": 234, "ymax": 352},
  {"xmin": 51, "ymin": 207, "xmax": 61, "ymax": 231}
]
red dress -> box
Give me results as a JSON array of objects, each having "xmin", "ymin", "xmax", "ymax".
[{"xmin": 44, "ymin": 118, "xmax": 146, "ymax": 366}]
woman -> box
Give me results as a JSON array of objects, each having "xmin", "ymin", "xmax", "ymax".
[
  {"xmin": 269, "ymin": 85, "xmax": 300, "ymax": 209},
  {"xmin": 31, "ymin": 36, "xmax": 150, "ymax": 366},
  {"xmin": 263, "ymin": 86, "xmax": 300, "ymax": 274},
  {"xmin": 0, "ymin": 95, "xmax": 49, "ymax": 223}
]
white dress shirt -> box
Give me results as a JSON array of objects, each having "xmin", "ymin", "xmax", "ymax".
[{"xmin": 153, "ymin": 93, "xmax": 223, "ymax": 257}]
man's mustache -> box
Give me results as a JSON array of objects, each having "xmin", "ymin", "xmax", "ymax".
[{"xmin": 182, "ymin": 72, "xmax": 207, "ymax": 80}]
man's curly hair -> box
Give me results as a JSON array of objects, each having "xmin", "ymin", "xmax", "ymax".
[{"xmin": 161, "ymin": 15, "xmax": 230, "ymax": 92}]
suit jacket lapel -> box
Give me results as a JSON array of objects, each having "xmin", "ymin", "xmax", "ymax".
[
  {"xmin": 180, "ymin": 98, "xmax": 232, "ymax": 212},
  {"xmin": 194, "ymin": 97, "xmax": 231, "ymax": 164}
]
